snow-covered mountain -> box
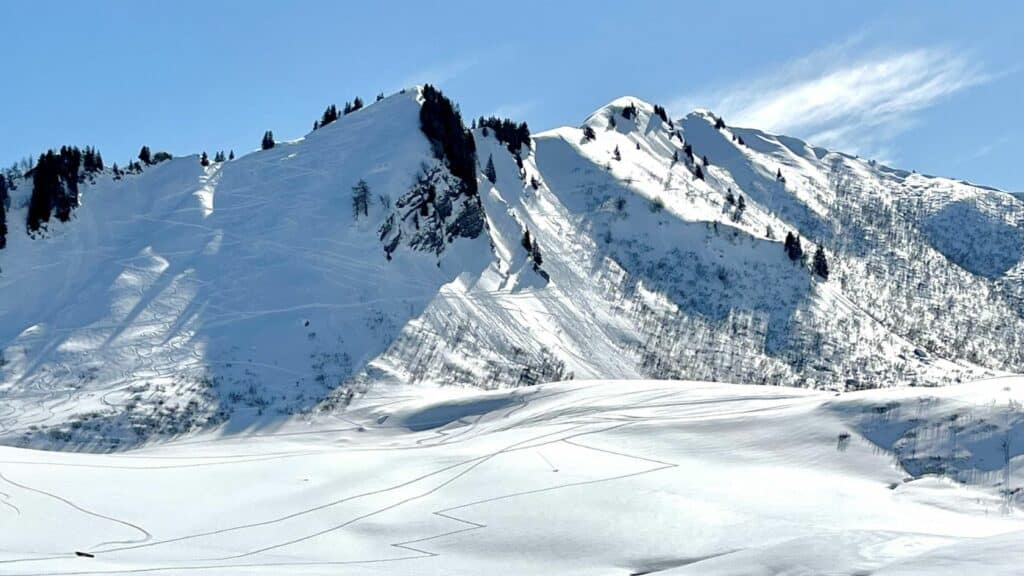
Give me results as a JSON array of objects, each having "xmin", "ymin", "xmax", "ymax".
[{"xmin": 1, "ymin": 86, "xmax": 1022, "ymax": 450}]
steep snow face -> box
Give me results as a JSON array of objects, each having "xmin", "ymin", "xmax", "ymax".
[
  {"xmin": 676, "ymin": 110, "xmax": 1024, "ymax": 368},
  {"xmin": 2, "ymin": 91, "xmax": 1023, "ymax": 450},
  {"xmin": 0, "ymin": 378, "xmax": 1022, "ymax": 575},
  {"xmin": 0, "ymin": 89, "xmax": 492, "ymax": 449},
  {"xmin": 364, "ymin": 96, "xmax": 1016, "ymax": 403}
]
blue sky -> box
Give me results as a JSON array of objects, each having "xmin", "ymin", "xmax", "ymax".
[{"xmin": 1, "ymin": 1, "xmax": 1020, "ymax": 190}]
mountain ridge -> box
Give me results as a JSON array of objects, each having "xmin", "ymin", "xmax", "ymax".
[{"xmin": 1, "ymin": 86, "xmax": 1022, "ymax": 450}]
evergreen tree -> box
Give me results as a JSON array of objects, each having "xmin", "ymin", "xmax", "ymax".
[
  {"xmin": 376, "ymin": 92, "xmax": 385, "ymax": 102},
  {"xmin": 352, "ymin": 179, "xmax": 370, "ymax": 219},
  {"xmin": 229, "ymin": 150, "xmax": 235, "ymax": 161},
  {"xmin": 521, "ymin": 229, "xmax": 532, "ymax": 252},
  {"xmin": 582, "ymin": 125, "xmax": 597, "ymax": 142},
  {"xmin": 776, "ymin": 168, "xmax": 785, "ymax": 182},
  {"xmin": 138, "ymin": 145, "xmax": 152, "ymax": 165},
  {"xmin": 83, "ymin": 147, "xmax": 99, "ymax": 173},
  {"xmin": 418, "ymin": 84, "xmax": 478, "ymax": 197},
  {"xmin": 703, "ymin": 155, "xmax": 709, "ymax": 166},
  {"xmin": 200, "ymin": 152, "xmax": 210, "ymax": 167},
  {"xmin": 261, "ymin": 131, "xmax": 275, "ymax": 150},
  {"xmin": 725, "ymin": 188, "xmax": 735, "ymax": 205},
  {"xmin": 784, "ymin": 232, "xmax": 804, "ymax": 261},
  {"xmin": 813, "ymin": 245, "xmax": 830, "ymax": 279},
  {"xmin": 34, "ymin": 147, "xmax": 78, "ymax": 222},
  {"xmin": 613, "ymin": 146, "xmax": 621, "ymax": 161},
  {"xmin": 694, "ymin": 164, "xmax": 704, "ymax": 180},
  {"xmin": 343, "ymin": 97, "xmax": 364, "ymax": 115},
  {"xmin": 733, "ymin": 194, "xmax": 746, "ymax": 222},
  {"xmin": 0, "ymin": 175, "xmax": 7, "ymax": 249},
  {"xmin": 27, "ymin": 152, "xmax": 59, "ymax": 232},
  {"xmin": 320, "ymin": 104, "xmax": 339, "ymax": 128},
  {"xmin": 714, "ymin": 116, "xmax": 726, "ymax": 129},
  {"xmin": 530, "ymin": 175, "xmax": 540, "ymax": 190},
  {"xmin": 531, "ymin": 242, "xmax": 543, "ymax": 268},
  {"xmin": 484, "ymin": 154, "xmax": 497, "ymax": 183},
  {"xmin": 476, "ymin": 117, "xmax": 532, "ymax": 155}
]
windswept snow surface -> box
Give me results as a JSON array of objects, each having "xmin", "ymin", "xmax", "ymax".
[{"xmin": 1, "ymin": 378, "xmax": 1022, "ymax": 575}]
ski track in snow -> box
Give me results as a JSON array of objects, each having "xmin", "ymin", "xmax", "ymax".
[
  {"xmin": 0, "ymin": 400, "xmax": 706, "ymax": 573},
  {"xmin": 0, "ymin": 378, "xmax": 1022, "ymax": 575},
  {"xmin": 0, "ymin": 470, "xmax": 151, "ymax": 548}
]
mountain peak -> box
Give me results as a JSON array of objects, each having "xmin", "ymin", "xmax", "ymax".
[
  {"xmin": 583, "ymin": 96, "xmax": 658, "ymax": 127},
  {"xmin": 2, "ymin": 85, "xmax": 1023, "ymax": 453}
]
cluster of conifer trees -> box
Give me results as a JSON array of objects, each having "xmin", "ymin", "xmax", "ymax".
[
  {"xmin": 25, "ymin": 146, "xmax": 104, "ymax": 233},
  {"xmin": 312, "ymin": 97, "xmax": 365, "ymax": 130},
  {"xmin": 784, "ymin": 231, "xmax": 830, "ymax": 279},
  {"xmin": 652, "ymin": 104, "xmax": 671, "ymax": 125},
  {"xmin": 475, "ymin": 116, "xmax": 531, "ymax": 156},
  {"xmin": 419, "ymin": 84, "xmax": 477, "ymax": 197},
  {"xmin": 521, "ymin": 229, "xmax": 543, "ymax": 270},
  {"xmin": 0, "ymin": 175, "xmax": 9, "ymax": 249}
]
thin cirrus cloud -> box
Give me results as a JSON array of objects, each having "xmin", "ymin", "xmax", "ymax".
[
  {"xmin": 489, "ymin": 100, "xmax": 538, "ymax": 120},
  {"xmin": 672, "ymin": 44, "xmax": 992, "ymax": 162},
  {"xmin": 396, "ymin": 55, "xmax": 481, "ymax": 91}
]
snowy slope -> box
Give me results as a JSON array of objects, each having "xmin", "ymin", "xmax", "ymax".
[
  {"xmin": 0, "ymin": 377, "xmax": 1021, "ymax": 575},
  {"xmin": 361, "ymin": 97, "xmax": 1021, "ymax": 396},
  {"xmin": 1, "ymin": 89, "xmax": 1023, "ymax": 450},
  {"xmin": 0, "ymin": 89, "xmax": 492, "ymax": 449}
]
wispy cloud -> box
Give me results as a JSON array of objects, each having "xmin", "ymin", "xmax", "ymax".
[
  {"xmin": 672, "ymin": 40, "xmax": 993, "ymax": 161},
  {"xmin": 953, "ymin": 134, "xmax": 1011, "ymax": 168},
  {"xmin": 396, "ymin": 55, "xmax": 480, "ymax": 90},
  {"xmin": 489, "ymin": 100, "xmax": 538, "ymax": 120}
]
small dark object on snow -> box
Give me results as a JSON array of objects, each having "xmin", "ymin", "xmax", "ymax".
[
  {"xmin": 75, "ymin": 551, "xmax": 95, "ymax": 558},
  {"xmin": 837, "ymin": 432, "xmax": 851, "ymax": 451}
]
